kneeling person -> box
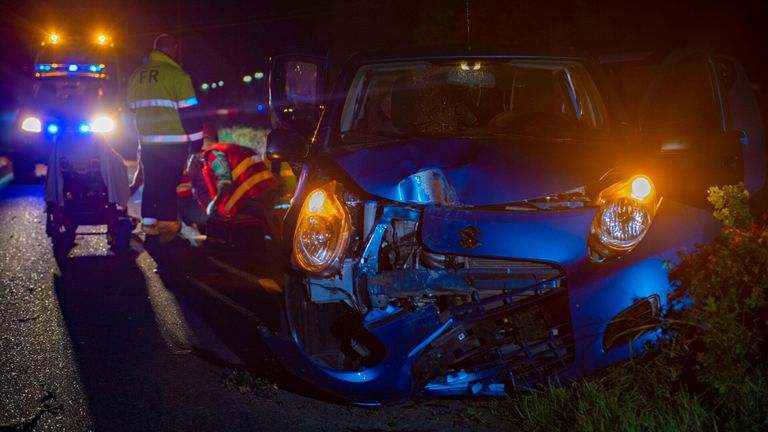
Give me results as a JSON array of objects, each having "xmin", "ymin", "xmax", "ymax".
[{"xmin": 188, "ymin": 125, "xmax": 281, "ymax": 230}]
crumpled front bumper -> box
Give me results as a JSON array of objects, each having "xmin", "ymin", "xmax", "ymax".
[{"xmin": 262, "ymin": 199, "xmax": 719, "ymax": 403}]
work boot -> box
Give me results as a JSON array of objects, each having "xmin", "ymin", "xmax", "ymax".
[
  {"xmin": 142, "ymin": 217, "xmax": 159, "ymax": 235},
  {"xmin": 142, "ymin": 217, "xmax": 160, "ymax": 248}
]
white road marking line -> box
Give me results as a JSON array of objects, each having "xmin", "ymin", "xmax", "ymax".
[
  {"xmin": 257, "ymin": 277, "xmax": 282, "ymax": 294},
  {"xmin": 206, "ymin": 256, "xmax": 282, "ymax": 294},
  {"xmin": 188, "ymin": 276, "xmax": 262, "ymax": 322}
]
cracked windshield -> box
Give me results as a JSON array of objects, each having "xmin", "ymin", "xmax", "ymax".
[{"xmin": 341, "ymin": 59, "xmax": 607, "ymax": 144}]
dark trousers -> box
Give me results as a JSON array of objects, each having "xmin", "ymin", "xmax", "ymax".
[{"xmin": 140, "ymin": 143, "xmax": 188, "ymax": 221}]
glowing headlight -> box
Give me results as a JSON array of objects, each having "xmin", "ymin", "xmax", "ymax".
[
  {"xmin": 589, "ymin": 175, "xmax": 660, "ymax": 262},
  {"xmin": 21, "ymin": 117, "xmax": 42, "ymax": 133},
  {"xmin": 293, "ymin": 181, "xmax": 351, "ymax": 274},
  {"xmin": 90, "ymin": 115, "xmax": 116, "ymax": 133}
]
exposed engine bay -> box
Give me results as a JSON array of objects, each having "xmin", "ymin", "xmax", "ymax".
[{"xmin": 287, "ymin": 201, "xmax": 574, "ymax": 391}]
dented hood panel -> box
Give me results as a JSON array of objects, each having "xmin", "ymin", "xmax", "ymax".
[{"xmin": 332, "ymin": 137, "xmax": 612, "ymax": 206}]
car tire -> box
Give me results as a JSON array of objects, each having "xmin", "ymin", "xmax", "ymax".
[
  {"xmin": 110, "ymin": 216, "xmax": 133, "ymax": 251},
  {"xmin": 51, "ymin": 226, "xmax": 76, "ymax": 257}
]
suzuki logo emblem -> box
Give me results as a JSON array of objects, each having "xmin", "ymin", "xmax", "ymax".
[{"xmin": 459, "ymin": 225, "xmax": 481, "ymax": 250}]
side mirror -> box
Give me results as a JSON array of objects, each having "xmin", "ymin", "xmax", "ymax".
[{"xmin": 266, "ymin": 128, "xmax": 309, "ymax": 162}]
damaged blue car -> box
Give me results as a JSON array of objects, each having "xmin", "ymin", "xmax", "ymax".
[{"xmin": 262, "ymin": 47, "xmax": 765, "ymax": 403}]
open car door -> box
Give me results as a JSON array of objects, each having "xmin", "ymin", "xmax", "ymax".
[
  {"xmin": 269, "ymin": 52, "xmax": 328, "ymax": 139},
  {"xmin": 632, "ymin": 47, "xmax": 765, "ymax": 205}
]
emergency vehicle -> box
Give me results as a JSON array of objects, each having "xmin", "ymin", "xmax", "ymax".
[{"xmin": 14, "ymin": 32, "xmax": 124, "ymax": 181}]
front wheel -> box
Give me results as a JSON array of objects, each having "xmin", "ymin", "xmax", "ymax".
[
  {"xmin": 51, "ymin": 226, "xmax": 76, "ymax": 256},
  {"xmin": 46, "ymin": 205, "xmax": 75, "ymax": 256},
  {"xmin": 108, "ymin": 216, "xmax": 133, "ymax": 251}
]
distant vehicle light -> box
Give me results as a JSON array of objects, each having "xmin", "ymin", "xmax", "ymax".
[
  {"xmin": 218, "ymin": 80, "xmax": 224, "ymax": 87},
  {"xmin": 98, "ymin": 34, "xmax": 107, "ymax": 44},
  {"xmin": 211, "ymin": 83, "xmax": 218, "ymax": 89},
  {"xmin": 243, "ymin": 75, "xmax": 253, "ymax": 83},
  {"xmin": 254, "ymin": 72, "xmax": 264, "ymax": 79},
  {"xmin": 21, "ymin": 117, "xmax": 42, "ymax": 133},
  {"xmin": 47, "ymin": 123, "xmax": 59, "ymax": 134},
  {"xmin": 78, "ymin": 123, "xmax": 91, "ymax": 134},
  {"xmin": 91, "ymin": 115, "xmax": 116, "ymax": 133},
  {"xmin": 50, "ymin": 34, "xmax": 59, "ymax": 44},
  {"xmin": 68, "ymin": 64, "xmax": 78, "ymax": 72},
  {"xmin": 201, "ymin": 83, "xmax": 209, "ymax": 91}
]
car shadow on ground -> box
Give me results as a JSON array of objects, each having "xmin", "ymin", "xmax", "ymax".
[
  {"xmin": 53, "ymin": 248, "xmax": 190, "ymax": 430},
  {"xmin": 139, "ymin": 239, "xmax": 330, "ymax": 399},
  {"xmin": 52, "ymin": 233, "xmax": 332, "ymax": 430}
]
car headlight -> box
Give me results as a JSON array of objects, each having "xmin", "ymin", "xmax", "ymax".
[
  {"xmin": 293, "ymin": 181, "xmax": 351, "ymax": 274},
  {"xmin": 21, "ymin": 117, "xmax": 42, "ymax": 133},
  {"xmin": 588, "ymin": 175, "xmax": 660, "ymax": 262},
  {"xmin": 90, "ymin": 115, "xmax": 116, "ymax": 134}
]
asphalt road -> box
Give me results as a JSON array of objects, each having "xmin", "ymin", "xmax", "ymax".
[{"xmin": 0, "ymin": 179, "xmax": 516, "ymax": 432}]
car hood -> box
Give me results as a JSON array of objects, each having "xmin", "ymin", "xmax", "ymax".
[{"xmin": 331, "ymin": 136, "xmax": 613, "ymax": 206}]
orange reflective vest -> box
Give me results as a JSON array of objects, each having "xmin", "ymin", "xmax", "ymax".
[{"xmin": 202, "ymin": 143, "xmax": 280, "ymax": 217}]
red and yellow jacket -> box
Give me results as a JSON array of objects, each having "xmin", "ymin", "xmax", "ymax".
[{"xmin": 202, "ymin": 142, "xmax": 280, "ymax": 217}]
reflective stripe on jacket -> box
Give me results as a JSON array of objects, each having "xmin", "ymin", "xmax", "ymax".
[
  {"xmin": 202, "ymin": 143, "xmax": 280, "ymax": 217},
  {"xmin": 278, "ymin": 161, "xmax": 298, "ymax": 195},
  {"xmin": 127, "ymin": 51, "xmax": 201, "ymax": 145}
]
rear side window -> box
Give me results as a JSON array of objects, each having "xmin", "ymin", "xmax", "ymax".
[{"xmin": 644, "ymin": 57, "xmax": 722, "ymax": 131}]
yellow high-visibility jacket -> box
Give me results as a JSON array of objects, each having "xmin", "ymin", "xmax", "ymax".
[{"xmin": 127, "ymin": 50, "xmax": 201, "ymax": 145}]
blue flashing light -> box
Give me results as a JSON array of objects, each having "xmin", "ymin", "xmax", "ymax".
[
  {"xmin": 78, "ymin": 123, "xmax": 91, "ymax": 134},
  {"xmin": 257, "ymin": 104, "xmax": 264, "ymax": 112},
  {"xmin": 47, "ymin": 123, "xmax": 59, "ymax": 134},
  {"xmin": 44, "ymin": 65, "xmax": 51, "ymax": 71},
  {"xmin": 89, "ymin": 65, "xmax": 98, "ymax": 72},
  {"xmin": 68, "ymin": 64, "xmax": 78, "ymax": 72}
]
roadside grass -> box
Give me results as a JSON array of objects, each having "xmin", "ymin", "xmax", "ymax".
[{"xmin": 510, "ymin": 364, "xmax": 714, "ymax": 431}]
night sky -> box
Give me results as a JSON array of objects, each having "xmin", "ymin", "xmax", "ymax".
[{"xmin": 1, "ymin": 0, "xmax": 767, "ymax": 104}]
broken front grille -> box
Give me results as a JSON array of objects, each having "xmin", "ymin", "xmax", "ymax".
[{"xmin": 411, "ymin": 270, "xmax": 574, "ymax": 392}]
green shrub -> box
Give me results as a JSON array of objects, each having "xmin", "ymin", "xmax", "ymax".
[
  {"xmin": 663, "ymin": 182, "xmax": 768, "ymax": 429},
  {"xmin": 217, "ymin": 126, "xmax": 270, "ymax": 156}
]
